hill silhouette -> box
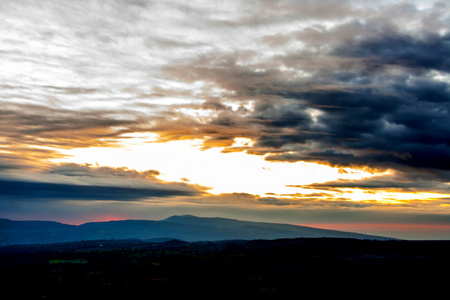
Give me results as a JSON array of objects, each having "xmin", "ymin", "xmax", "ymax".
[{"xmin": 0, "ymin": 215, "xmax": 389, "ymax": 246}]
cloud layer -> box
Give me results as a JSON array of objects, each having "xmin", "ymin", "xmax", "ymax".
[{"xmin": 1, "ymin": 0, "xmax": 448, "ymax": 173}]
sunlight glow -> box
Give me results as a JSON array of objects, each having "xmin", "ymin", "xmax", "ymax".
[{"xmin": 51, "ymin": 137, "xmax": 380, "ymax": 197}]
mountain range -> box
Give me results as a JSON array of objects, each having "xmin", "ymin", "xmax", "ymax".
[{"xmin": 0, "ymin": 215, "xmax": 390, "ymax": 246}]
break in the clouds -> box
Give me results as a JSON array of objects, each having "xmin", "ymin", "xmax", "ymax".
[{"xmin": 1, "ymin": 0, "xmax": 450, "ymax": 238}]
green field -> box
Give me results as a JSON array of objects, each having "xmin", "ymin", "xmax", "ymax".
[{"xmin": 49, "ymin": 258, "xmax": 88, "ymax": 264}]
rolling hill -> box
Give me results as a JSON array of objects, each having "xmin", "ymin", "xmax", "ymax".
[{"xmin": 0, "ymin": 215, "xmax": 390, "ymax": 246}]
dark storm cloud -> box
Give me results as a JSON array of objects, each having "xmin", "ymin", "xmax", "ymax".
[
  {"xmin": 333, "ymin": 32, "xmax": 450, "ymax": 73},
  {"xmin": 0, "ymin": 178, "xmax": 198, "ymax": 201},
  {"xmin": 0, "ymin": 163, "xmax": 205, "ymax": 203},
  {"xmin": 161, "ymin": 20, "xmax": 450, "ymax": 174},
  {"xmin": 262, "ymin": 84, "xmax": 450, "ymax": 171}
]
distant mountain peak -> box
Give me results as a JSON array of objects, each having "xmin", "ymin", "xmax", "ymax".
[
  {"xmin": 164, "ymin": 214, "xmax": 198, "ymax": 220},
  {"xmin": 0, "ymin": 215, "xmax": 392, "ymax": 246}
]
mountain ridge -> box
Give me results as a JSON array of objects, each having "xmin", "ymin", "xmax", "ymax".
[{"xmin": 0, "ymin": 215, "xmax": 392, "ymax": 246}]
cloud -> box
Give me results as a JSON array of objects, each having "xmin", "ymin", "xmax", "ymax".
[
  {"xmin": 45, "ymin": 163, "xmax": 208, "ymax": 192},
  {"xmin": 0, "ymin": 103, "xmax": 155, "ymax": 147},
  {"xmin": 291, "ymin": 169, "xmax": 450, "ymax": 208},
  {"xmin": 158, "ymin": 14, "xmax": 450, "ymax": 175},
  {"xmin": 0, "ymin": 162, "xmax": 206, "ymax": 202},
  {"xmin": 2, "ymin": 0, "xmax": 448, "ymax": 178},
  {"xmin": 0, "ymin": 178, "xmax": 198, "ymax": 201},
  {"xmin": 303, "ymin": 177, "xmax": 450, "ymax": 194}
]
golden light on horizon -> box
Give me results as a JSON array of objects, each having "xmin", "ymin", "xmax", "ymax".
[
  {"xmin": 50, "ymin": 136, "xmax": 388, "ymax": 198},
  {"xmin": 329, "ymin": 188, "xmax": 450, "ymax": 204}
]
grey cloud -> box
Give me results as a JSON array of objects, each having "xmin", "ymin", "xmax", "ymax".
[
  {"xmin": 294, "ymin": 167, "xmax": 450, "ymax": 195},
  {"xmin": 0, "ymin": 162, "xmax": 206, "ymax": 203},
  {"xmin": 333, "ymin": 32, "xmax": 450, "ymax": 73},
  {"xmin": 0, "ymin": 103, "xmax": 155, "ymax": 149},
  {"xmin": 48, "ymin": 163, "xmax": 160, "ymax": 177},
  {"xmin": 223, "ymin": 0, "xmax": 357, "ymax": 27},
  {"xmin": 0, "ymin": 155, "xmax": 31, "ymax": 171},
  {"xmin": 304, "ymin": 178, "xmax": 450, "ymax": 193},
  {"xmin": 0, "ymin": 178, "xmax": 198, "ymax": 202},
  {"xmin": 256, "ymin": 196, "xmax": 381, "ymax": 209},
  {"xmin": 161, "ymin": 19, "xmax": 450, "ymax": 174},
  {"xmin": 42, "ymin": 163, "xmax": 209, "ymax": 195},
  {"xmin": 0, "ymin": 147, "xmax": 67, "ymax": 173}
]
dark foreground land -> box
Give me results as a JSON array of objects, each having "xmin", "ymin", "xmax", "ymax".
[{"xmin": 1, "ymin": 238, "xmax": 449, "ymax": 298}]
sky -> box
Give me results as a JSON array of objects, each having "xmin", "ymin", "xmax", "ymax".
[{"xmin": 1, "ymin": 0, "xmax": 449, "ymax": 240}]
